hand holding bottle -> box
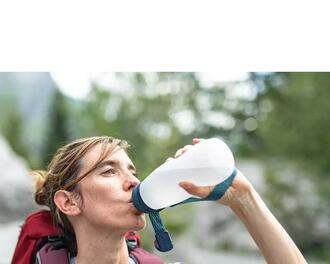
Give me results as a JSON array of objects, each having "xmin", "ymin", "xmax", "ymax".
[{"xmin": 177, "ymin": 138, "xmax": 253, "ymax": 208}]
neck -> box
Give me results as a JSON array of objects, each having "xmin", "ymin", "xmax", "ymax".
[{"xmin": 74, "ymin": 223, "xmax": 129, "ymax": 264}]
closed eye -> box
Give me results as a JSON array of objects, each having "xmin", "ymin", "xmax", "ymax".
[{"xmin": 102, "ymin": 168, "xmax": 117, "ymax": 176}]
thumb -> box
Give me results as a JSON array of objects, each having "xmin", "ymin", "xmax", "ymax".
[{"xmin": 179, "ymin": 181, "xmax": 213, "ymax": 198}]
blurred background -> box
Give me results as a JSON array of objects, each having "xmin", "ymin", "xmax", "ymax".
[{"xmin": 0, "ymin": 72, "xmax": 329, "ymax": 263}]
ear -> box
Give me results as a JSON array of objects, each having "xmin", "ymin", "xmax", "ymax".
[{"xmin": 54, "ymin": 190, "xmax": 81, "ymax": 216}]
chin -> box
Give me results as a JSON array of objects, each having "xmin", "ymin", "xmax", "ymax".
[{"xmin": 132, "ymin": 214, "xmax": 146, "ymax": 231}]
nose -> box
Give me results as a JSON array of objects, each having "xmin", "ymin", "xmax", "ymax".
[{"xmin": 123, "ymin": 172, "xmax": 140, "ymax": 191}]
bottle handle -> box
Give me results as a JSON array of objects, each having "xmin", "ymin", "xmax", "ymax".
[{"xmin": 171, "ymin": 168, "xmax": 238, "ymax": 207}]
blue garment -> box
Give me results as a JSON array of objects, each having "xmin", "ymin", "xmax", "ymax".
[
  {"xmin": 70, "ymin": 257, "xmax": 137, "ymax": 263},
  {"xmin": 128, "ymin": 257, "xmax": 136, "ymax": 264}
]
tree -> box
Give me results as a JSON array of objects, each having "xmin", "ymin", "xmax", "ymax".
[{"xmin": 41, "ymin": 89, "xmax": 70, "ymax": 167}]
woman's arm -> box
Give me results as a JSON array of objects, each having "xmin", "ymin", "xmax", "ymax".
[
  {"xmin": 176, "ymin": 139, "xmax": 307, "ymax": 264},
  {"xmin": 180, "ymin": 170, "xmax": 307, "ymax": 264}
]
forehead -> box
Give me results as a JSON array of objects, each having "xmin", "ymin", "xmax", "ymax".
[{"xmin": 81, "ymin": 143, "xmax": 133, "ymax": 170}]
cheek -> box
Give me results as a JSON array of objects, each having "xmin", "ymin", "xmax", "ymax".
[
  {"xmin": 78, "ymin": 177, "xmax": 142, "ymax": 230},
  {"xmin": 80, "ymin": 178, "xmax": 123, "ymax": 212}
]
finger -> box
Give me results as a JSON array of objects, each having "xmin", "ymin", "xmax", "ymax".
[
  {"xmin": 181, "ymin": 145, "xmax": 192, "ymax": 154},
  {"xmin": 174, "ymin": 148, "xmax": 184, "ymax": 158},
  {"xmin": 174, "ymin": 145, "xmax": 193, "ymax": 158},
  {"xmin": 179, "ymin": 181, "xmax": 214, "ymax": 198},
  {"xmin": 192, "ymin": 138, "xmax": 204, "ymax": 145}
]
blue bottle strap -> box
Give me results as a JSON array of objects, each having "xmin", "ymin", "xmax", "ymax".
[
  {"xmin": 148, "ymin": 211, "xmax": 173, "ymax": 252},
  {"xmin": 141, "ymin": 168, "xmax": 237, "ymax": 253},
  {"xmin": 171, "ymin": 168, "xmax": 238, "ymax": 207}
]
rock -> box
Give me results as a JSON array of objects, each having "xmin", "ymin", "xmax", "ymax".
[
  {"xmin": 188, "ymin": 160, "xmax": 265, "ymax": 252},
  {"xmin": 0, "ymin": 136, "xmax": 37, "ymax": 223},
  {"xmin": 0, "ymin": 220, "xmax": 22, "ymax": 263}
]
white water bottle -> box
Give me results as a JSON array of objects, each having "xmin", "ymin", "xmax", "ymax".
[{"xmin": 132, "ymin": 138, "xmax": 236, "ymax": 213}]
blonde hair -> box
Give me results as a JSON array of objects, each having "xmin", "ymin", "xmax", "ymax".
[{"xmin": 31, "ymin": 136, "xmax": 129, "ymax": 240}]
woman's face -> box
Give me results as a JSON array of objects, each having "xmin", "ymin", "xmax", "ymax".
[{"xmin": 76, "ymin": 144, "xmax": 146, "ymax": 233}]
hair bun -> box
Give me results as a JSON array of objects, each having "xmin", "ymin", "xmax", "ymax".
[{"xmin": 30, "ymin": 170, "xmax": 48, "ymax": 206}]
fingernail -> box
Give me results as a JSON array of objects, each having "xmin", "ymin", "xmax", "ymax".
[
  {"xmin": 179, "ymin": 182, "xmax": 189, "ymax": 188},
  {"xmin": 179, "ymin": 182, "xmax": 186, "ymax": 188}
]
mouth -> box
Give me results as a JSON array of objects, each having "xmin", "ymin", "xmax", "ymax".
[{"xmin": 128, "ymin": 200, "xmax": 144, "ymax": 215}]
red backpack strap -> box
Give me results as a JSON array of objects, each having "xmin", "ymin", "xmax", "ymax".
[
  {"xmin": 125, "ymin": 231, "xmax": 164, "ymax": 264},
  {"xmin": 129, "ymin": 247, "xmax": 165, "ymax": 264},
  {"xmin": 12, "ymin": 210, "xmax": 63, "ymax": 264},
  {"xmin": 34, "ymin": 243, "xmax": 70, "ymax": 264}
]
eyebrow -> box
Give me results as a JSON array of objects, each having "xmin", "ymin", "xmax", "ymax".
[{"xmin": 96, "ymin": 159, "xmax": 137, "ymax": 172}]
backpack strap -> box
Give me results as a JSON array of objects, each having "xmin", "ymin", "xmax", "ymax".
[
  {"xmin": 129, "ymin": 247, "xmax": 165, "ymax": 264},
  {"xmin": 34, "ymin": 242, "xmax": 70, "ymax": 264},
  {"xmin": 34, "ymin": 237, "xmax": 164, "ymax": 264},
  {"xmin": 126, "ymin": 232, "xmax": 164, "ymax": 264}
]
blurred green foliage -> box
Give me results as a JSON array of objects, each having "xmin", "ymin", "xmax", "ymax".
[
  {"xmin": 252, "ymin": 72, "xmax": 330, "ymax": 260},
  {"xmin": 253, "ymin": 73, "xmax": 330, "ymax": 200},
  {"xmin": 41, "ymin": 89, "xmax": 71, "ymax": 168},
  {"xmin": 0, "ymin": 93, "xmax": 29, "ymax": 159},
  {"xmin": 39, "ymin": 73, "xmax": 254, "ymax": 179},
  {"xmin": 255, "ymin": 73, "xmax": 330, "ymax": 174}
]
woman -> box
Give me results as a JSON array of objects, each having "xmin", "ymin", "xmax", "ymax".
[{"xmin": 29, "ymin": 136, "xmax": 307, "ymax": 264}]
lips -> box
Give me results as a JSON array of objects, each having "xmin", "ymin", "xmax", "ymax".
[{"xmin": 128, "ymin": 200, "xmax": 144, "ymax": 215}]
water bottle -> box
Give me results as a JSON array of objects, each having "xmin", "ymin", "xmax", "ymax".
[
  {"xmin": 132, "ymin": 138, "xmax": 237, "ymax": 252},
  {"xmin": 133, "ymin": 138, "xmax": 236, "ymax": 212}
]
